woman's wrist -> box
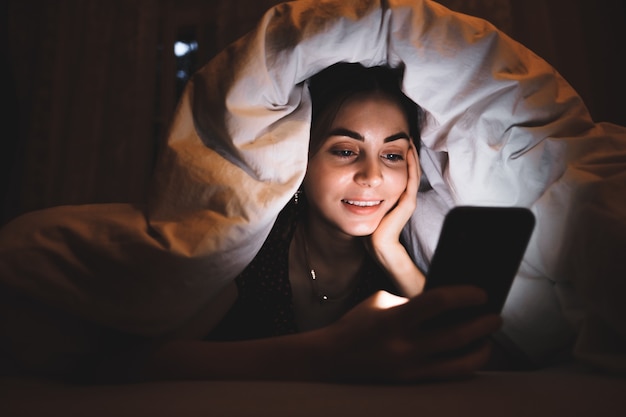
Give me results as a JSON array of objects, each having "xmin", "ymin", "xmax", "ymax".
[
  {"xmin": 373, "ymin": 243, "xmax": 425, "ymax": 296},
  {"xmin": 136, "ymin": 328, "xmax": 339, "ymax": 382}
]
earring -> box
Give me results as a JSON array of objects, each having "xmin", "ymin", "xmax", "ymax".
[{"xmin": 294, "ymin": 189, "xmax": 302, "ymax": 205}]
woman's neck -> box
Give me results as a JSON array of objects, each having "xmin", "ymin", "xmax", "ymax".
[
  {"xmin": 288, "ymin": 207, "xmax": 367, "ymax": 331},
  {"xmin": 299, "ymin": 211, "xmax": 365, "ymax": 296},
  {"xmin": 303, "ymin": 212, "xmax": 363, "ymax": 263}
]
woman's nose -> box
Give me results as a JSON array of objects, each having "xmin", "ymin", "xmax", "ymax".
[{"xmin": 354, "ymin": 157, "xmax": 383, "ymax": 187}]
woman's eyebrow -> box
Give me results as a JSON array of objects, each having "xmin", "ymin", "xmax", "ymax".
[
  {"xmin": 328, "ymin": 128, "xmax": 410, "ymax": 143},
  {"xmin": 328, "ymin": 128, "xmax": 363, "ymax": 140},
  {"xmin": 384, "ymin": 132, "xmax": 410, "ymax": 143}
]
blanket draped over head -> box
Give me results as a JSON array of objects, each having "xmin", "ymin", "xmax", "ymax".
[{"xmin": 1, "ymin": 0, "xmax": 625, "ymax": 373}]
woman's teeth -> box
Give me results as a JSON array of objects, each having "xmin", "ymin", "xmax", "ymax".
[{"xmin": 342, "ymin": 200, "xmax": 383, "ymax": 207}]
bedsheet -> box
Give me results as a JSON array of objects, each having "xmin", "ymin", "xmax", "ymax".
[{"xmin": 1, "ymin": 0, "xmax": 625, "ymax": 376}]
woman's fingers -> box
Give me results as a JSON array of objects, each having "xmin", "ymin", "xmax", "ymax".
[
  {"xmin": 405, "ymin": 141, "xmax": 420, "ymax": 198},
  {"xmin": 416, "ymin": 313, "xmax": 502, "ymax": 354},
  {"xmin": 328, "ymin": 288, "xmax": 502, "ymax": 383},
  {"xmin": 391, "ymin": 285, "xmax": 501, "ymax": 360},
  {"xmin": 393, "ymin": 285, "xmax": 489, "ymax": 326},
  {"xmin": 392, "ymin": 142, "xmax": 419, "ymax": 218}
]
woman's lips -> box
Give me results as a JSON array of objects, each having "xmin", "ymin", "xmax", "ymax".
[
  {"xmin": 342, "ymin": 199, "xmax": 383, "ymax": 207},
  {"xmin": 341, "ymin": 199, "xmax": 384, "ymax": 214}
]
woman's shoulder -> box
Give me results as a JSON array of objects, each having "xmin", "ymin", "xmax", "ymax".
[
  {"xmin": 237, "ymin": 199, "xmax": 300, "ymax": 284},
  {"xmin": 271, "ymin": 198, "xmax": 302, "ymax": 242}
]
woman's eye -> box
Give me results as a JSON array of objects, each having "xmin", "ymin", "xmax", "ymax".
[
  {"xmin": 331, "ymin": 149, "xmax": 357, "ymax": 158},
  {"xmin": 382, "ymin": 153, "xmax": 405, "ymax": 162}
]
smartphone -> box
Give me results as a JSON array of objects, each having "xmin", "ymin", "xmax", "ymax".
[{"xmin": 423, "ymin": 206, "xmax": 535, "ymax": 326}]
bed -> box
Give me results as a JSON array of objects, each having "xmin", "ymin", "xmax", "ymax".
[
  {"xmin": 3, "ymin": 363, "xmax": 626, "ymax": 417},
  {"xmin": 1, "ymin": 0, "xmax": 625, "ymax": 412}
]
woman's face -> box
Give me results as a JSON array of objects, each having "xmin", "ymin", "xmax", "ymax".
[{"xmin": 304, "ymin": 93, "xmax": 414, "ymax": 238}]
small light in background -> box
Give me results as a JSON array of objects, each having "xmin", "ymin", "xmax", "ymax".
[
  {"xmin": 174, "ymin": 33, "xmax": 199, "ymax": 98},
  {"xmin": 174, "ymin": 40, "xmax": 198, "ymax": 58}
]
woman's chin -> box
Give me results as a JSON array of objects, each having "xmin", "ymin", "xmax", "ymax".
[{"xmin": 341, "ymin": 222, "xmax": 380, "ymax": 238}]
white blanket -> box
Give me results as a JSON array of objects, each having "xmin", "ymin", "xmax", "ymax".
[{"xmin": 1, "ymin": 0, "xmax": 625, "ymax": 373}]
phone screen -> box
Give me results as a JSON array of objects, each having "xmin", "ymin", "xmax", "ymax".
[{"xmin": 424, "ymin": 206, "xmax": 535, "ymax": 322}]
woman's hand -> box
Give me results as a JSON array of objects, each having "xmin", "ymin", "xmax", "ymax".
[
  {"xmin": 368, "ymin": 142, "xmax": 425, "ymax": 296},
  {"xmin": 136, "ymin": 287, "xmax": 500, "ymax": 384},
  {"xmin": 320, "ymin": 286, "xmax": 502, "ymax": 383}
]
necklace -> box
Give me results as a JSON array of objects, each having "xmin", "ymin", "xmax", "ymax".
[
  {"xmin": 299, "ymin": 226, "xmax": 359, "ymax": 305},
  {"xmin": 301, "ymin": 231, "xmax": 330, "ymax": 304}
]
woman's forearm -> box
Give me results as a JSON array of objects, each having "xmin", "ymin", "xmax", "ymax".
[
  {"xmin": 138, "ymin": 331, "xmax": 333, "ymax": 382},
  {"xmin": 374, "ymin": 242, "xmax": 425, "ymax": 297},
  {"xmin": 126, "ymin": 288, "xmax": 500, "ymax": 384}
]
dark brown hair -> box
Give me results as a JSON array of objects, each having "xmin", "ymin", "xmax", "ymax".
[{"xmin": 307, "ymin": 62, "xmax": 424, "ymax": 156}]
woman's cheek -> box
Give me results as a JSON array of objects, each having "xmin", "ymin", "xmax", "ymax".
[{"xmin": 390, "ymin": 169, "xmax": 409, "ymax": 197}]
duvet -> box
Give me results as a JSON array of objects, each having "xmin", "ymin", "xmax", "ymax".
[{"xmin": 1, "ymin": 0, "xmax": 625, "ymax": 375}]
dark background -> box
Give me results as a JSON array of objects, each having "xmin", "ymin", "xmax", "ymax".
[{"xmin": 3, "ymin": 0, "xmax": 625, "ymax": 225}]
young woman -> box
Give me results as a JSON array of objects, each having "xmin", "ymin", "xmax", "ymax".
[
  {"xmin": 128, "ymin": 63, "xmax": 501, "ymax": 383},
  {"xmin": 206, "ymin": 63, "xmax": 426, "ymax": 340}
]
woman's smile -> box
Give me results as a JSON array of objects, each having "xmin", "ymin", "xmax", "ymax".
[
  {"xmin": 341, "ymin": 199, "xmax": 385, "ymax": 215},
  {"xmin": 341, "ymin": 199, "xmax": 384, "ymax": 207}
]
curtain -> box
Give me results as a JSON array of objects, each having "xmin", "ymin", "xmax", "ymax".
[{"xmin": 4, "ymin": 0, "xmax": 159, "ymax": 223}]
